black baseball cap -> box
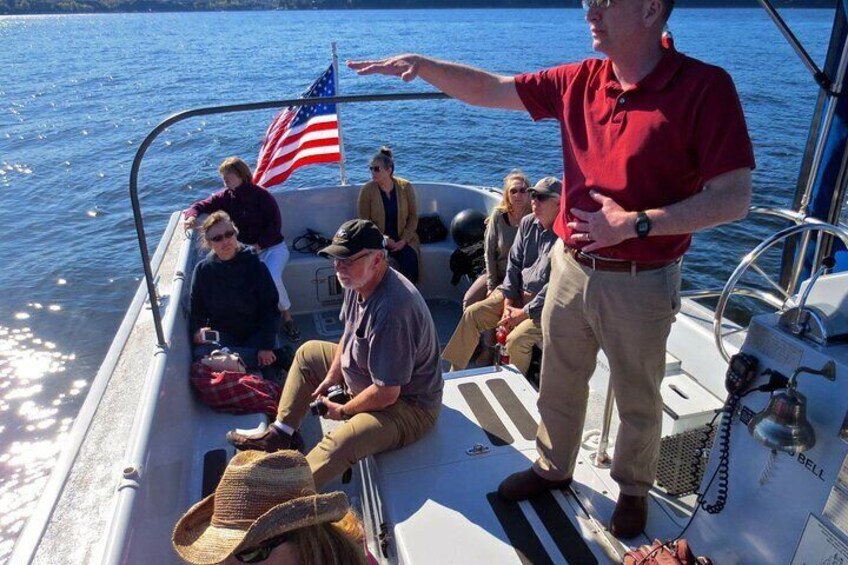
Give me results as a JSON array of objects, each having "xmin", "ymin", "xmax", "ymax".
[
  {"xmin": 529, "ymin": 177, "xmax": 563, "ymax": 197},
  {"xmin": 318, "ymin": 219, "xmax": 386, "ymax": 259}
]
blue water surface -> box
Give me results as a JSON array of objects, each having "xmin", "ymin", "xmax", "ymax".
[{"xmin": 0, "ymin": 7, "xmax": 835, "ymax": 559}]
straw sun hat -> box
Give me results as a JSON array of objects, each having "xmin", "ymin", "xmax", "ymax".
[{"xmin": 172, "ymin": 450, "xmax": 349, "ymax": 565}]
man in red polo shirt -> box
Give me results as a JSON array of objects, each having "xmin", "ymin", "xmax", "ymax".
[{"xmin": 349, "ymin": 0, "xmax": 754, "ymax": 539}]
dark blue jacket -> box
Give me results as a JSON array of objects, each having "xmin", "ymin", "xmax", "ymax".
[{"xmin": 189, "ymin": 246, "xmax": 280, "ymax": 349}]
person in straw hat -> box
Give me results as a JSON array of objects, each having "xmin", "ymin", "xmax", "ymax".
[{"xmin": 172, "ymin": 449, "xmax": 367, "ymax": 565}]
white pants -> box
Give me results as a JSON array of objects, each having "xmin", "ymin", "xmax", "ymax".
[{"xmin": 258, "ymin": 241, "xmax": 291, "ymax": 312}]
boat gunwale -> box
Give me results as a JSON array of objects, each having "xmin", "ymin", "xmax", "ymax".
[{"xmin": 9, "ymin": 212, "xmax": 183, "ymax": 565}]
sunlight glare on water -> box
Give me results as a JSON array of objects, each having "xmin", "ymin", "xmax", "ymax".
[{"xmin": 0, "ymin": 326, "xmax": 80, "ymax": 560}]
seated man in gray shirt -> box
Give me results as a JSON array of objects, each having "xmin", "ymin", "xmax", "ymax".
[
  {"xmin": 227, "ymin": 219, "xmax": 443, "ymax": 488},
  {"xmin": 442, "ymin": 177, "xmax": 560, "ymax": 376}
]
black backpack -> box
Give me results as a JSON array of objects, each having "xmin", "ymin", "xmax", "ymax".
[
  {"xmin": 417, "ymin": 214, "xmax": 448, "ymax": 243},
  {"xmin": 449, "ymin": 240, "xmax": 485, "ymax": 285}
]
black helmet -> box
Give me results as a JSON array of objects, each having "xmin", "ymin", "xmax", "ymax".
[{"xmin": 450, "ymin": 209, "xmax": 487, "ymax": 248}]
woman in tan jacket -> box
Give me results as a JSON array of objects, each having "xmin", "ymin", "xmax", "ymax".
[{"xmin": 357, "ymin": 146, "xmax": 421, "ymax": 283}]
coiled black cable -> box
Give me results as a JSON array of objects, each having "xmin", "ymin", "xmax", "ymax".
[{"xmin": 697, "ymin": 394, "xmax": 738, "ymax": 514}]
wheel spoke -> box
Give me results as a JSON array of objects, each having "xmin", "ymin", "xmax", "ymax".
[
  {"xmin": 722, "ymin": 326, "xmax": 747, "ymax": 338},
  {"xmin": 749, "ymin": 263, "xmax": 792, "ymax": 301}
]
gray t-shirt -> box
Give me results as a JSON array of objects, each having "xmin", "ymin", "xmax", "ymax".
[{"xmin": 340, "ymin": 268, "xmax": 443, "ymax": 410}]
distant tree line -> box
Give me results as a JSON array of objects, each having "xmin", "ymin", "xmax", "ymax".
[{"xmin": 0, "ymin": 0, "xmax": 835, "ymax": 15}]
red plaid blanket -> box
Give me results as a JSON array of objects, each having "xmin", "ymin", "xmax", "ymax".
[{"xmin": 190, "ymin": 362, "xmax": 281, "ymax": 418}]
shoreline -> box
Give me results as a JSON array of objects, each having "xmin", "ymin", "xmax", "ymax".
[{"xmin": 1, "ymin": 2, "xmax": 836, "ymax": 16}]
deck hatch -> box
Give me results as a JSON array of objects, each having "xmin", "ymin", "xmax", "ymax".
[
  {"xmin": 201, "ymin": 449, "xmax": 228, "ymax": 498},
  {"xmin": 529, "ymin": 492, "xmax": 598, "ymax": 564},
  {"xmin": 486, "ymin": 378, "xmax": 538, "ymax": 441},
  {"xmin": 486, "ymin": 492, "xmax": 553, "ymax": 565},
  {"xmin": 458, "ymin": 382, "xmax": 513, "ymax": 446}
]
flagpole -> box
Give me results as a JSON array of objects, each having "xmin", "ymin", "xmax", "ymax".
[{"xmin": 332, "ymin": 42, "xmax": 348, "ymax": 186}]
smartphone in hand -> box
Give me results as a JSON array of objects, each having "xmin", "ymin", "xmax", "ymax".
[{"xmin": 201, "ymin": 329, "xmax": 220, "ymax": 344}]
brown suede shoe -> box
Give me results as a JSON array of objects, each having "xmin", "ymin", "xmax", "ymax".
[
  {"xmin": 610, "ymin": 494, "xmax": 647, "ymax": 539},
  {"xmin": 226, "ymin": 426, "xmax": 303, "ymax": 453},
  {"xmin": 497, "ymin": 468, "xmax": 572, "ymax": 501}
]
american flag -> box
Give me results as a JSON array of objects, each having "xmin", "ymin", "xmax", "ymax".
[{"xmin": 253, "ymin": 65, "xmax": 341, "ymax": 188}]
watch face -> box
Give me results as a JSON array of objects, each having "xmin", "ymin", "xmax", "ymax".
[{"xmin": 636, "ymin": 213, "xmax": 650, "ymax": 238}]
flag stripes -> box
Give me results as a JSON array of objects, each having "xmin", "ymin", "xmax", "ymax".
[{"xmin": 253, "ymin": 65, "xmax": 340, "ymax": 188}]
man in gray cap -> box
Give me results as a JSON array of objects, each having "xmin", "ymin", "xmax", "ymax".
[
  {"xmin": 442, "ymin": 177, "xmax": 560, "ymax": 377},
  {"xmin": 227, "ymin": 219, "xmax": 443, "ymax": 488}
]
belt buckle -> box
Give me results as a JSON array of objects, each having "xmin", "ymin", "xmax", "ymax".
[{"xmin": 577, "ymin": 249, "xmax": 596, "ymax": 270}]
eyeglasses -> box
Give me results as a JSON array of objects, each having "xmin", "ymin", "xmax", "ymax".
[
  {"xmin": 369, "ymin": 165, "xmax": 383, "ymax": 172},
  {"xmin": 582, "ymin": 0, "xmax": 618, "ymax": 9},
  {"xmin": 509, "ymin": 187, "xmax": 528, "ymax": 195},
  {"xmin": 207, "ymin": 229, "xmax": 236, "ymax": 243},
  {"xmin": 333, "ymin": 251, "xmax": 372, "ymax": 268},
  {"xmin": 530, "ymin": 192, "xmax": 554, "ymax": 202},
  {"xmin": 234, "ymin": 533, "xmax": 292, "ymax": 563}
]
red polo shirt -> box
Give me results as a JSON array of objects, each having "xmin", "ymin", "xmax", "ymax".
[{"xmin": 515, "ymin": 48, "xmax": 755, "ymax": 262}]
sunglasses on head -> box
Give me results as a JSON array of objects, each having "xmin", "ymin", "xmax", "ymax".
[
  {"xmin": 509, "ymin": 187, "xmax": 528, "ymax": 195},
  {"xmin": 234, "ymin": 532, "xmax": 292, "ymax": 563},
  {"xmin": 208, "ymin": 229, "xmax": 236, "ymax": 243}
]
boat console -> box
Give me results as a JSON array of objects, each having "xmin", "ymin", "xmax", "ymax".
[{"xmin": 686, "ymin": 271, "xmax": 848, "ymax": 563}]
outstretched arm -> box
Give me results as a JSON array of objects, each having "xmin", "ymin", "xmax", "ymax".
[{"xmin": 348, "ymin": 54, "xmax": 525, "ymax": 111}]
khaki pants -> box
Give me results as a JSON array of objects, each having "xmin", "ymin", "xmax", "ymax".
[
  {"xmin": 533, "ymin": 240, "xmax": 681, "ymax": 496},
  {"xmin": 276, "ymin": 340, "xmax": 440, "ymax": 489},
  {"xmin": 442, "ymin": 290, "xmax": 543, "ymax": 376},
  {"xmin": 462, "ymin": 274, "xmax": 489, "ymax": 310}
]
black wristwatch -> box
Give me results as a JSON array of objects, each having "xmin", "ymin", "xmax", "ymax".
[{"xmin": 635, "ymin": 211, "xmax": 651, "ymax": 239}]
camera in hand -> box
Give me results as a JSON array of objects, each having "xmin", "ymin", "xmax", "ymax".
[{"xmin": 309, "ymin": 384, "xmax": 350, "ymax": 416}]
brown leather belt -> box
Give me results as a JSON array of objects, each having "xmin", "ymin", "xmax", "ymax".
[{"xmin": 565, "ymin": 245, "xmax": 676, "ymax": 273}]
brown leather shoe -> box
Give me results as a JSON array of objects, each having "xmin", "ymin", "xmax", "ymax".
[
  {"xmin": 226, "ymin": 426, "xmax": 303, "ymax": 453},
  {"xmin": 498, "ymin": 468, "xmax": 572, "ymax": 501},
  {"xmin": 610, "ymin": 494, "xmax": 647, "ymax": 539}
]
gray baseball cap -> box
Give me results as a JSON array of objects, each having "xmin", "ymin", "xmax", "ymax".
[{"xmin": 529, "ymin": 177, "xmax": 563, "ymax": 197}]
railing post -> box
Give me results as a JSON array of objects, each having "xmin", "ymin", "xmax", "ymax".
[{"xmin": 591, "ymin": 381, "xmax": 615, "ymax": 469}]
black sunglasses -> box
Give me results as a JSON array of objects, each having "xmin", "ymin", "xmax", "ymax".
[
  {"xmin": 208, "ymin": 229, "xmax": 236, "ymax": 243},
  {"xmin": 509, "ymin": 187, "xmax": 528, "ymax": 195},
  {"xmin": 530, "ymin": 192, "xmax": 553, "ymax": 202},
  {"xmin": 235, "ymin": 532, "xmax": 293, "ymax": 563},
  {"xmin": 369, "ymin": 165, "xmax": 383, "ymax": 172}
]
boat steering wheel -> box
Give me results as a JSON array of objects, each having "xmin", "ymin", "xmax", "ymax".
[{"xmin": 714, "ymin": 221, "xmax": 848, "ymax": 362}]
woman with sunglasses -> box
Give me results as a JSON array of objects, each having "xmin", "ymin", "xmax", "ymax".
[
  {"xmin": 189, "ymin": 212, "xmax": 285, "ymax": 382},
  {"xmin": 184, "ymin": 156, "xmax": 301, "ymax": 343},
  {"xmin": 357, "ymin": 146, "xmax": 421, "ymax": 283},
  {"xmin": 460, "ymin": 169, "xmax": 531, "ymax": 365},
  {"xmin": 463, "ymin": 169, "xmax": 532, "ymax": 310}
]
